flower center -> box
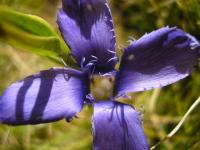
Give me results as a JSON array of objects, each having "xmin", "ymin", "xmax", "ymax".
[{"xmin": 90, "ymin": 75, "xmax": 115, "ymax": 100}]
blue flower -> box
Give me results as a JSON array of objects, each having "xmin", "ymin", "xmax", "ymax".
[{"xmin": 0, "ymin": 0, "xmax": 200, "ymax": 150}]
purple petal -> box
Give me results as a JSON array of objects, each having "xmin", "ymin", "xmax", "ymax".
[
  {"xmin": 114, "ymin": 27, "xmax": 200, "ymax": 95},
  {"xmin": 57, "ymin": 0, "xmax": 117, "ymax": 73},
  {"xmin": 0, "ymin": 68, "xmax": 89, "ymax": 125},
  {"xmin": 92, "ymin": 101, "xmax": 149, "ymax": 150}
]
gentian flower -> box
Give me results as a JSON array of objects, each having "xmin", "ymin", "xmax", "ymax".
[{"xmin": 0, "ymin": 0, "xmax": 200, "ymax": 150}]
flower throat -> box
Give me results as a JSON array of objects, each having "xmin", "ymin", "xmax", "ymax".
[{"xmin": 90, "ymin": 75, "xmax": 115, "ymax": 100}]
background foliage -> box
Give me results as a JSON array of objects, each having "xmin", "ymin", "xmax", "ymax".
[{"xmin": 0, "ymin": 0, "xmax": 200, "ymax": 149}]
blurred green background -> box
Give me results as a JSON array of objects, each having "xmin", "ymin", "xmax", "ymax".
[{"xmin": 0, "ymin": 0, "xmax": 200, "ymax": 149}]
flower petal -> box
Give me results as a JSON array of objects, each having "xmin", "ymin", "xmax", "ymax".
[
  {"xmin": 0, "ymin": 68, "xmax": 89, "ymax": 125},
  {"xmin": 57, "ymin": 0, "xmax": 117, "ymax": 73},
  {"xmin": 114, "ymin": 27, "xmax": 200, "ymax": 95},
  {"xmin": 92, "ymin": 101, "xmax": 149, "ymax": 150}
]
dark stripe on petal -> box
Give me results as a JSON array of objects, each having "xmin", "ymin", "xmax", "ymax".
[
  {"xmin": 57, "ymin": 0, "xmax": 117, "ymax": 73},
  {"xmin": 16, "ymin": 78, "xmax": 34, "ymax": 123},
  {"xmin": 0, "ymin": 67, "xmax": 89, "ymax": 125},
  {"xmin": 92, "ymin": 101, "xmax": 149, "ymax": 150},
  {"xmin": 114, "ymin": 27, "xmax": 200, "ymax": 95},
  {"xmin": 30, "ymin": 69, "xmax": 55, "ymax": 122}
]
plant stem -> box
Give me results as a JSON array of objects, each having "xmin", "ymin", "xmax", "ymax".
[{"xmin": 151, "ymin": 97, "xmax": 200, "ymax": 150}]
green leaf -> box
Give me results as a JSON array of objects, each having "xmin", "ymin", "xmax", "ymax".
[{"xmin": 0, "ymin": 6, "xmax": 77, "ymax": 67}]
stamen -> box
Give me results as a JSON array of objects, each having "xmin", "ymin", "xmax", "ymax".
[
  {"xmin": 89, "ymin": 59, "xmax": 98, "ymax": 64},
  {"xmin": 107, "ymin": 56, "xmax": 118, "ymax": 63},
  {"xmin": 86, "ymin": 62, "xmax": 94, "ymax": 68},
  {"xmin": 108, "ymin": 49, "xmax": 116, "ymax": 54},
  {"xmin": 91, "ymin": 55, "xmax": 98, "ymax": 60}
]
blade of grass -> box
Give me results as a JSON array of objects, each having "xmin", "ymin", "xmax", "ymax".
[
  {"xmin": 151, "ymin": 97, "xmax": 200, "ymax": 150},
  {"xmin": 149, "ymin": 88, "xmax": 161, "ymax": 113}
]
